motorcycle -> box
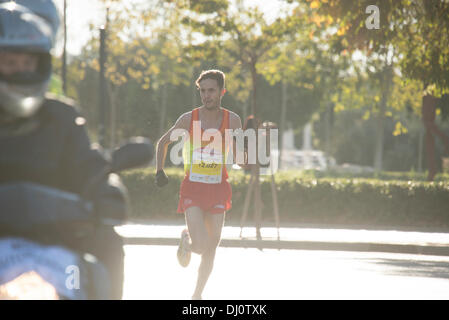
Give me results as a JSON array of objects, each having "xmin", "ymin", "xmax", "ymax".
[{"xmin": 0, "ymin": 137, "xmax": 153, "ymax": 299}]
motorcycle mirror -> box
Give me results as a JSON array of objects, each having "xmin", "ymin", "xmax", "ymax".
[{"xmin": 110, "ymin": 137, "xmax": 153, "ymax": 173}]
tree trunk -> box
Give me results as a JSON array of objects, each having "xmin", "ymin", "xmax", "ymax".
[
  {"xmin": 279, "ymin": 81, "xmax": 288, "ymax": 169},
  {"xmin": 250, "ymin": 61, "xmax": 257, "ymax": 117},
  {"xmin": 192, "ymin": 67, "xmax": 198, "ymax": 107},
  {"xmin": 324, "ymin": 102, "xmax": 334, "ymax": 155},
  {"xmin": 373, "ymin": 110, "xmax": 385, "ymax": 171},
  {"xmin": 373, "ymin": 65, "xmax": 393, "ymax": 171},
  {"xmin": 62, "ymin": 0, "xmax": 67, "ymax": 95},
  {"xmin": 418, "ymin": 126, "xmax": 424, "ymax": 172},
  {"xmin": 243, "ymin": 98, "xmax": 249, "ymax": 122}
]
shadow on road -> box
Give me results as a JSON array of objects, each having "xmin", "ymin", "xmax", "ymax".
[{"xmin": 365, "ymin": 258, "xmax": 449, "ymax": 280}]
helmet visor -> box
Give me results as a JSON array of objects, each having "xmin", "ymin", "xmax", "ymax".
[{"xmin": 0, "ymin": 2, "xmax": 53, "ymax": 52}]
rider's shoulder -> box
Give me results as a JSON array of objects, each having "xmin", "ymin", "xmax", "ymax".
[{"xmin": 42, "ymin": 93, "xmax": 83, "ymax": 123}]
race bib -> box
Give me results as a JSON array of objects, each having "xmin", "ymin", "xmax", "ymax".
[{"xmin": 189, "ymin": 147, "xmax": 223, "ymax": 184}]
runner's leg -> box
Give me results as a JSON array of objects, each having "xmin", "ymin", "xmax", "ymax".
[
  {"xmin": 192, "ymin": 211, "xmax": 225, "ymax": 299},
  {"xmin": 185, "ymin": 206, "xmax": 208, "ymax": 254}
]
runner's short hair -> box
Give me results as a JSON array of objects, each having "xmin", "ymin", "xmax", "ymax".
[{"xmin": 195, "ymin": 69, "xmax": 225, "ymax": 90}]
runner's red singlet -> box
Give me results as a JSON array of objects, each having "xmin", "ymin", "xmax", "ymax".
[{"xmin": 177, "ymin": 107, "xmax": 232, "ymax": 214}]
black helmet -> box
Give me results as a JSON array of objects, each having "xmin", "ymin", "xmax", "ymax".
[
  {"xmin": 13, "ymin": 0, "xmax": 60, "ymax": 41},
  {"xmin": 0, "ymin": 0, "xmax": 59, "ymax": 119}
]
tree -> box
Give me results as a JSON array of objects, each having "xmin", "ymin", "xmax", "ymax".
[
  {"xmin": 304, "ymin": 0, "xmax": 449, "ymax": 173},
  {"xmin": 70, "ymin": 0, "xmax": 193, "ymax": 145},
  {"xmin": 179, "ymin": 0, "xmax": 301, "ymax": 118},
  {"xmin": 259, "ymin": 1, "xmax": 354, "ymax": 164}
]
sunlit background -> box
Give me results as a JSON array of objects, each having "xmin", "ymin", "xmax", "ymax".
[
  {"xmin": 25, "ymin": 0, "xmax": 449, "ymax": 300},
  {"xmin": 53, "ymin": 0, "xmax": 292, "ymax": 55}
]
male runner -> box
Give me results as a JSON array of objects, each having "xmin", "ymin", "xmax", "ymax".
[{"xmin": 155, "ymin": 69, "xmax": 245, "ymax": 300}]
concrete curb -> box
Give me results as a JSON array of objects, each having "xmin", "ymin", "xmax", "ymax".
[{"xmin": 123, "ymin": 237, "xmax": 449, "ymax": 257}]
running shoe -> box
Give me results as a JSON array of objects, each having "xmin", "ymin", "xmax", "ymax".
[{"xmin": 177, "ymin": 229, "xmax": 191, "ymax": 267}]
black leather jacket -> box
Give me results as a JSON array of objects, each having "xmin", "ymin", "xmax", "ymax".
[{"xmin": 0, "ymin": 95, "xmax": 127, "ymax": 223}]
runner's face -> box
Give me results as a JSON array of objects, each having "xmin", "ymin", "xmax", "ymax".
[
  {"xmin": 0, "ymin": 52, "xmax": 39, "ymax": 76},
  {"xmin": 199, "ymin": 78, "xmax": 224, "ymax": 110}
]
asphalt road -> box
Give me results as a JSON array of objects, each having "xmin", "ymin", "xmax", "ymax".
[{"xmin": 122, "ymin": 245, "xmax": 449, "ymax": 300}]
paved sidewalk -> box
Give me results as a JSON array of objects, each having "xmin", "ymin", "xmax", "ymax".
[{"xmin": 115, "ymin": 224, "xmax": 449, "ymax": 256}]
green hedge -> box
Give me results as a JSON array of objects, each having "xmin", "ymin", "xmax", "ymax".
[
  {"xmin": 120, "ymin": 168, "xmax": 449, "ymax": 229},
  {"xmin": 283, "ymin": 169, "xmax": 449, "ymax": 181}
]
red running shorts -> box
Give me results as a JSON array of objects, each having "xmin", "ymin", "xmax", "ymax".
[{"xmin": 177, "ymin": 176, "xmax": 232, "ymax": 214}]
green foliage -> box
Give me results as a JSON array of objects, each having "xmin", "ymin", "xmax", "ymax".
[
  {"xmin": 287, "ymin": 169, "xmax": 449, "ymax": 182},
  {"xmin": 312, "ymin": 0, "xmax": 449, "ymax": 91},
  {"xmin": 57, "ymin": 0, "xmax": 449, "ymax": 174},
  {"xmin": 437, "ymin": 94, "xmax": 449, "ymax": 122},
  {"xmin": 181, "ymin": 0, "xmax": 307, "ymax": 118},
  {"xmin": 189, "ymin": 0, "xmax": 229, "ymax": 13},
  {"xmin": 48, "ymin": 74, "xmax": 63, "ymax": 96}
]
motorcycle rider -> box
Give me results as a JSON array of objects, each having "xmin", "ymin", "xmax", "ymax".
[{"xmin": 0, "ymin": 1, "xmax": 127, "ymax": 299}]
